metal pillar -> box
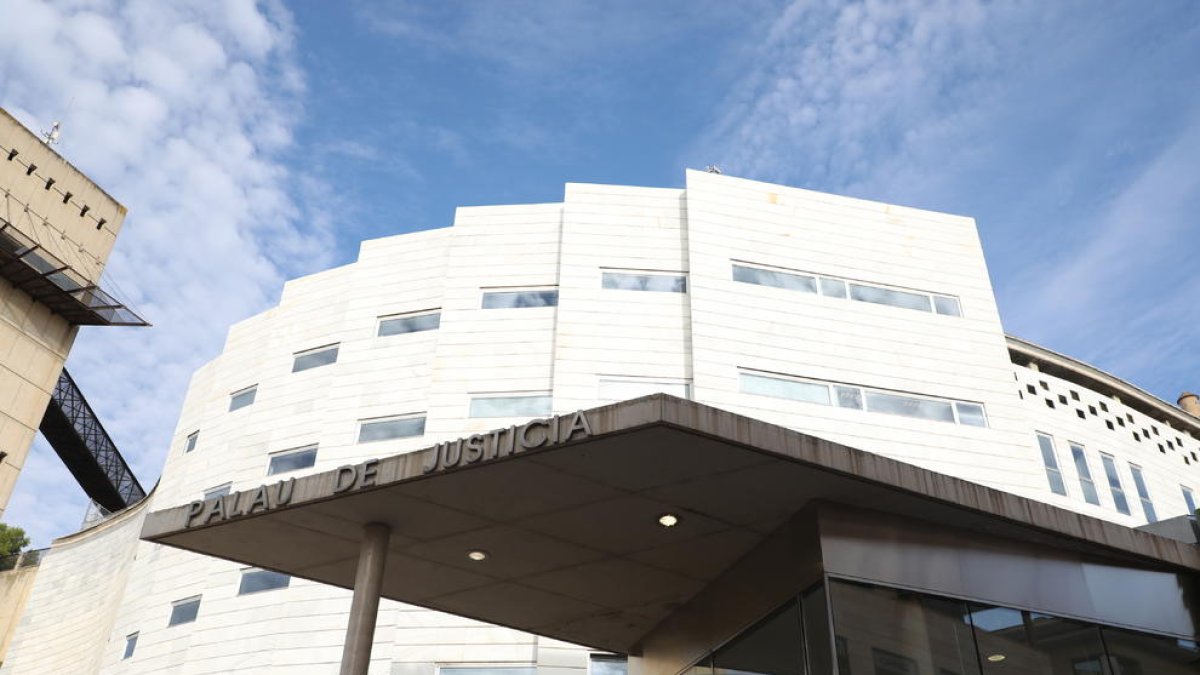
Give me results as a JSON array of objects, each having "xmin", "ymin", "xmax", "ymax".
[{"xmin": 340, "ymin": 522, "xmax": 391, "ymax": 675}]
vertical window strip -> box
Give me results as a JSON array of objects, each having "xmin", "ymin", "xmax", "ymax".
[
  {"xmin": 731, "ymin": 262, "xmax": 961, "ymax": 316},
  {"xmin": 1128, "ymin": 464, "xmax": 1157, "ymax": 522},
  {"xmin": 1099, "ymin": 454, "xmax": 1131, "ymax": 515},
  {"xmin": 1183, "ymin": 486, "xmax": 1197, "ymax": 515},
  {"xmin": 1068, "ymin": 443, "xmax": 1101, "ymax": 506},
  {"xmin": 1036, "ymin": 434, "xmax": 1067, "ymax": 496}
]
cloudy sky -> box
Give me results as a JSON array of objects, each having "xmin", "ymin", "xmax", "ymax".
[{"xmin": 1, "ymin": 0, "xmax": 1198, "ymax": 546}]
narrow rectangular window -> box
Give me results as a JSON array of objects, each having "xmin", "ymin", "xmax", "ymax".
[
  {"xmin": 954, "ymin": 402, "xmax": 987, "ymax": 427},
  {"xmin": 469, "ymin": 394, "xmax": 553, "ymax": 418},
  {"xmin": 441, "ymin": 667, "xmax": 536, "ymax": 675},
  {"xmin": 168, "ymin": 597, "xmax": 201, "ymax": 626},
  {"xmin": 123, "ymin": 632, "xmax": 138, "ymax": 660},
  {"xmin": 834, "ymin": 385, "xmax": 863, "ymax": 409},
  {"xmin": 590, "ymin": 654, "xmax": 628, "ymax": 675},
  {"xmin": 740, "ymin": 372, "xmax": 830, "ymax": 406},
  {"xmin": 1036, "ymin": 434, "xmax": 1067, "ymax": 496},
  {"xmin": 481, "ymin": 288, "xmax": 558, "ymax": 309},
  {"xmin": 358, "ymin": 415, "xmax": 426, "ymax": 443},
  {"xmin": 203, "ymin": 484, "xmax": 231, "ymax": 501},
  {"xmin": 378, "ymin": 310, "xmax": 440, "ymax": 336},
  {"xmin": 598, "ymin": 377, "xmax": 691, "ymax": 402},
  {"xmin": 1069, "ymin": 443, "xmax": 1100, "ymax": 505},
  {"xmin": 1183, "ymin": 486, "xmax": 1197, "ymax": 514},
  {"xmin": 229, "ymin": 385, "xmax": 257, "ymax": 412},
  {"xmin": 932, "ymin": 295, "xmax": 962, "ymax": 316},
  {"xmin": 818, "ymin": 277, "xmax": 847, "ymax": 298},
  {"xmin": 602, "ymin": 271, "xmax": 686, "ymax": 292},
  {"xmin": 864, "ymin": 391, "xmax": 954, "ymax": 422},
  {"xmin": 267, "ymin": 446, "xmax": 317, "ymax": 476},
  {"xmin": 238, "ymin": 568, "xmax": 290, "ymax": 595},
  {"xmin": 1100, "ymin": 453, "xmax": 1131, "ymax": 515},
  {"xmin": 1128, "ymin": 464, "xmax": 1157, "ymax": 522},
  {"xmin": 292, "ymin": 344, "xmax": 339, "ymax": 372},
  {"xmin": 848, "ymin": 284, "xmax": 932, "ymax": 312},
  {"xmin": 732, "ymin": 264, "xmax": 817, "ymax": 293},
  {"xmin": 184, "ymin": 430, "xmax": 199, "ymax": 453}
]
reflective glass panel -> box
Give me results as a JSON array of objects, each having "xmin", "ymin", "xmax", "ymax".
[
  {"xmin": 830, "ymin": 581, "xmax": 979, "ymax": 675},
  {"xmin": 1183, "ymin": 486, "xmax": 1197, "ymax": 514},
  {"xmin": 1100, "ymin": 454, "xmax": 1131, "ymax": 515},
  {"xmin": 185, "ymin": 431, "xmax": 199, "ymax": 453},
  {"xmin": 591, "ymin": 655, "xmax": 628, "ymax": 675},
  {"xmin": 292, "ymin": 345, "xmax": 339, "ymax": 372},
  {"xmin": 443, "ymin": 668, "xmax": 536, "ymax": 675},
  {"xmin": 741, "ymin": 373, "xmax": 830, "ymax": 406},
  {"xmin": 956, "ymin": 402, "xmax": 987, "ymax": 427},
  {"xmin": 849, "ymin": 284, "xmax": 933, "ymax": 312},
  {"xmin": 229, "ymin": 386, "xmax": 257, "ymax": 411},
  {"xmin": 1128, "ymin": 465, "xmax": 1157, "ymax": 522},
  {"xmin": 482, "ymin": 289, "xmax": 559, "ymax": 308},
  {"xmin": 934, "ymin": 295, "xmax": 963, "ymax": 317},
  {"xmin": 602, "ymin": 272, "xmax": 686, "ymax": 292},
  {"xmin": 358, "ymin": 416, "xmax": 426, "ymax": 443},
  {"xmin": 203, "ymin": 484, "xmax": 231, "ymax": 500},
  {"xmin": 732, "ymin": 265, "xmax": 817, "ymax": 293},
  {"xmin": 238, "ymin": 569, "xmax": 290, "ymax": 595},
  {"xmin": 865, "ymin": 391, "xmax": 955, "ymax": 422},
  {"xmin": 123, "ymin": 633, "xmax": 137, "ymax": 659},
  {"xmin": 969, "ymin": 605, "xmax": 1109, "ymax": 675},
  {"xmin": 168, "ymin": 597, "xmax": 201, "ymax": 626},
  {"xmin": 820, "ymin": 277, "xmax": 848, "ymax": 298},
  {"xmin": 378, "ymin": 311, "xmax": 440, "ymax": 336},
  {"xmin": 267, "ymin": 447, "xmax": 317, "ymax": 475},
  {"xmin": 1037, "ymin": 434, "xmax": 1068, "ymax": 496},
  {"xmin": 469, "ymin": 394, "xmax": 553, "ymax": 418},
  {"xmin": 1069, "ymin": 444, "xmax": 1101, "ymax": 505},
  {"xmin": 598, "ymin": 378, "xmax": 691, "ymax": 402},
  {"xmin": 1100, "ymin": 626, "xmax": 1199, "ymax": 675},
  {"xmin": 835, "ymin": 386, "xmax": 864, "ymax": 410},
  {"xmin": 713, "ymin": 598, "xmax": 804, "ymax": 675}
]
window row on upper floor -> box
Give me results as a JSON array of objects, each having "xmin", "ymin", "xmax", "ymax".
[
  {"xmin": 1035, "ymin": 432, "xmax": 1170, "ymax": 522},
  {"xmin": 732, "ymin": 261, "xmax": 963, "ymax": 316}
]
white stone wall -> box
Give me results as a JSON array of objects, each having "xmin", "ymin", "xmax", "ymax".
[{"xmin": 5, "ymin": 171, "xmax": 1196, "ymax": 674}]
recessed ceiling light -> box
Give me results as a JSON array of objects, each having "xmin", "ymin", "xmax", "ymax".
[
  {"xmin": 986, "ymin": 654, "xmax": 1006, "ymax": 663},
  {"xmin": 466, "ymin": 550, "xmax": 488, "ymax": 561},
  {"xmin": 658, "ymin": 513, "xmax": 679, "ymax": 528}
]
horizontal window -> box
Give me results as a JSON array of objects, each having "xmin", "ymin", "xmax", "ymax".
[
  {"xmin": 469, "ymin": 394, "xmax": 553, "ymax": 418},
  {"xmin": 378, "ymin": 310, "xmax": 440, "ymax": 336},
  {"xmin": 203, "ymin": 484, "xmax": 231, "ymax": 501},
  {"xmin": 602, "ymin": 271, "xmax": 686, "ymax": 292},
  {"xmin": 229, "ymin": 385, "xmax": 257, "ymax": 412},
  {"xmin": 358, "ymin": 415, "xmax": 426, "ymax": 443},
  {"xmin": 184, "ymin": 430, "xmax": 199, "ymax": 453},
  {"xmin": 168, "ymin": 597, "xmax": 201, "ymax": 626},
  {"xmin": 123, "ymin": 632, "xmax": 138, "ymax": 660},
  {"xmin": 441, "ymin": 668, "xmax": 537, "ymax": 675},
  {"xmin": 733, "ymin": 262, "xmax": 961, "ymax": 317},
  {"xmin": 598, "ymin": 377, "xmax": 691, "ymax": 402},
  {"xmin": 590, "ymin": 655, "xmax": 628, "ymax": 675},
  {"xmin": 482, "ymin": 288, "xmax": 558, "ymax": 309},
  {"xmin": 292, "ymin": 344, "xmax": 339, "ymax": 372},
  {"xmin": 267, "ymin": 446, "xmax": 317, "ymax": 476},
  {"xmin": 739, "ymin": 371, "xmax": 986, "ymax": 427},
  {"xmin": 238, "ymin": 568, "xmax": 290, "ymax": 595}
]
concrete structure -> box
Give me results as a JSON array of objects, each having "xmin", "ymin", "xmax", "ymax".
[
  {"xmin": 2, "ymin": 171, "xmax": 1198, "ymax": 673},
  {"xmin": 0, "ymin": 108, "xmax": 143, "ymax": 517}
]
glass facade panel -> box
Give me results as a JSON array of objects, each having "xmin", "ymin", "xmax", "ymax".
[
  {"xmin": 469, "ymin": 394, "xmax": 553, "ymax": 418},
  {"xmin": 732, "ymin": 264, "xmax": 818, "ymax": 293},
  {"xmin": 819, "ymin": 277, "xmax": 848, "ymax": 298},
  {"xmin": 292, "ymin": 345, "xmax": 338, "ymax": 372},
  {"xmin": 602, "ymin": 272, "xmax": 686, "ymax": 292},
  {"xmin": 1100, "ymin": 454, "xmax": 1131, "ymax": 515},
  {"xmin": 238, "ymin": 569, "xmax": 290, "ymax": 595},
  {"xmin": 1100, "ymin": 626, "xmax": 1200, "ymax": 675},
  {"xmin": 185, "ymin": 431, "xmax": 198, "ymax": 453},
  {"xmin": 1128, "ymin": 465, "xmax": 1157, "ymax": 522},
  {"xmin": 1069, "ymin": 444, "xmax": 1101, "ymax": 506},
  {"xmin": 835, "ymin": 386, "xmax": 863, "ymax": 410},
  {"xmin": 849, "ymin": 284, "xmax": 933, "ymax": 312},
  {"xmin": 442, "ymin": 668, "xmax": 536, "ymax": 675},
  {"xmin": 865, "ymin": 391, "xmax": 955, "ymax": 423},
  {"xmin": 1037, "ymin": 434, "xmax": 1068, "ymax": 496},
  {"xmin": 590, "ymin": 655, "xmax": 628, "ymax": 675},
  {"xmin": 955, "ymin": 402, "xmax": 987, "ymax": 427},
  {"xmin": 969, "ymin": 605, "xmax": 1109, "ymax": 675},
  {"xmin": 598, "ymin": 378, "xmax": 691, "ymax": 402},
  {"xmin": 267, "ymin": 446, "xmax": 317, "ymax": 476},
  {"xmin": 378, "ymin": 311, "xmax": 440, "ymax": 336},
  {"xmin": 713, "ymin": 599, "xmax": 804, "ymax": 675},
  {"xmin": 933, "ymin": 295, "xmax": 962, "ymax": 316},
  {"xmin": 740, "ymin": 373, "xmax": 830, "ymax": 406},
  {"xmin": 229, "ymin": 386, "xmax": 257, "ymax": 412},
  {"xmin": 123, "ymin": 633, "xmax": 137, "ymax": 659},
  {"xmin": 203, "ymin": 484, "xmax": 230, "ymax": 500},
  {"xmin": 482, "ymin": 289, "xmax": 558, "ymax": 308},
  {"xmin": 358, "ymin": 416, "xmax": 426, "ymax": 443},
  {"xmin": 1183, "ymin": 486, "xmax": 1197, "ymax": 514},
  {"xmin": 168, "ymin": 597, "xmax": 201, "ymax": 626}
]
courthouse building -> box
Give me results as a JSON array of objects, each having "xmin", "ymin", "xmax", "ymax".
[{"xmin": 2, "ymin": 171, "xmax": 1196, "ymax": 673}]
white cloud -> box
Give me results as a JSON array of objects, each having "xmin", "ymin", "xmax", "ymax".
[{"xmin": 0, "ymin": 0, "xmax": 330, "ymax": 546}]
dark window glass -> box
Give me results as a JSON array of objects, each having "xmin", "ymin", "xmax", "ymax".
[
  {"xmin": 229, "ymin": 386, "xmax": 257, "ymax": 412},
  {"xmin": 358, "ymin": 416, "xmax": 426, "ymax": 443},
  {"xmin": 829, "ymin": 581, "xmax": 980, "ymax": 675},
  {"xmin": 1183, "ymin": 487, "xmax": 1197, "ymax": 514},
  {"xmin": 292, "ymin": 345, "xmax": 339, "ymax": 372},
  {"xmin": 168, "ymin": 597, "xmax": 201, "ymax": 626},
  {"xmin": 602, "ymin": 272, "xmax": 686, "ymax": 292},
  {"xmin": 482, "ymin": 289, "xmax": 558, "ymax": 308},
  {"xmin": 591, "ymin": 655, "xmax": 628, "ymax": 675},
  {"xmin": 713, "ymin": 598, "xmax": 804, "ymax": 675},
  {"xmin": 835, "ymin": 386, "xmax": 864, "ymax": 410},
  {"xmin": 238, "ymin": 569, "xmax": 290, "ymax": 595},
  {"xmin": 969, "ymin": 605, "xmax": 1108, "ymax": 675},
  {"xmin": 732, "ymin": 264, "xmax": 817, "ymax": 293},
  {"xmin": 123, "ymin": 633, "xmax": 138, "ymax": 659},
  {"xmin": 378, "ymin": 311, "xmax": 440, "ymax": 336},
  {"xmin": 267, "ymin": 446, "xmax": 317, "ymax": 475},
  {"xmin": 185, "ymin": 431, "xmax": 199, "ymax": 453}
]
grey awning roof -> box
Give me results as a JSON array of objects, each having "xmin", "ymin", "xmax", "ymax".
[{"xmin": 141, "ymin": 395, "xmax": 1199, "ymax": 652}]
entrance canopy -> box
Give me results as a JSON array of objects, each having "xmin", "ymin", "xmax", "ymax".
[{"xmin": 141, "ymin": 396, "xmax": 1200, "ymax": 654}]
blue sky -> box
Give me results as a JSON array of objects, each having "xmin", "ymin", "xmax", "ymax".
[{"xmin": 0, "ymin": 0, "xmax": 1198, "ymax": 546}]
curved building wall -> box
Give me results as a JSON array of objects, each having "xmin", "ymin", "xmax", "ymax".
[{"xmin": 5, "ymin": 170, "xmax": 1199, "ymax": 673}]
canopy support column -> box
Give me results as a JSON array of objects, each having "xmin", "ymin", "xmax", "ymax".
[{"xmin": 339, "ymin": 522, "xmax": 391, "ymax": 675}]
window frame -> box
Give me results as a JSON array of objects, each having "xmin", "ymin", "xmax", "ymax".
[
  {"xmin": 202, "ymin": 483, "xmax": 232, "ymax": 501},
  {"xmin": 291, "ymin": 343, "xmax": 340, "ymax": 373},
  {"xmin": 184, "ymin": 430, "xmax": 199, "ymax": 453},
  {"xmin": 237, "ymin": 568, "xmax": 291, "ymax": 596},
  {"xmin": 1035, "ymin": 433, "xmax": 1067, "ymax": 497},
  {"xmin": 377, "ymin": 309, "xmax": 441, "ymax": 337},
  {"xmin": 1183, "ymin": 486, "xmax": 1197, "ymax": 514},
  {"xmin": 468, "ymin": 392, "xmax": 553, "ymax": 418},
  {"xmin": 1068, "ymin": 442, "xmax": 1101, "ymax": 506},
  {"xmin": 357, "ymin": 414, "xmax": 427, "ymax": 443},
  {"xmin": 266, "ymin": 445, "xmax": 318, "ymax": 476},
  {"xmin": 480, "ymin": 287, "xmax": 559, "ymax": 309},
  {"xmin": 1127, "ymin": 463, "xmax": 1157, "ymax": 522},
  {"xmin": 597, "ymin": 376, "xmax": 692, "ymax": 402},
  {"xmin": 228, "ymin": 385, "xmax": 258, "ymax": 412},
  {"xmin": 167, "ymin": 596, "xmax": 201, "ymax": 627},
  {"xmin": 731, "ymin": 260, "xmax": 961, "ymax": 317},
  {"xmin": 600, "ymin": 269, "xmax": 687, "ymax": 293},
  {"xmin": 122, "ymin": 632, "xmax": 138, "ymax": 660},
  {"xmin": 1099, "ymin": 452, "xmax": 1131, "ymax": 515}
]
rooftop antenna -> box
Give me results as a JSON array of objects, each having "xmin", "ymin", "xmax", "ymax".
[
  {"xmin": 705, "ymin": 165, "xmax": 722, "ymax": 174},
  {"xmin": 41, "ymin": 121, "xmax": 61, "ymax": 146}
]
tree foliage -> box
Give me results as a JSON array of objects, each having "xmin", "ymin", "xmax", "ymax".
[{"xmin": 0, "ymin": 523, "xmax": 30, "ymax": 558}]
